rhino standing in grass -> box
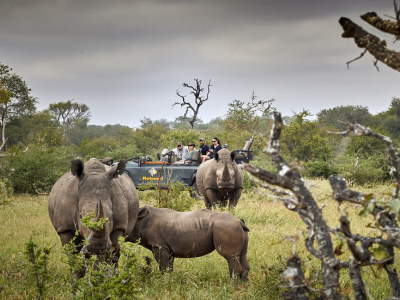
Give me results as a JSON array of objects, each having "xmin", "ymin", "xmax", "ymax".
[
  {"xmin": 196, "ymin": 148, "xmax": 244, "ymax": 209},
  {"xmin": 48, "ymin": 158, "xmax": 139, "ymax": 264},
  {"xmin": 127, "ymin": 206, "xmax": 250, "ymax": 281}
]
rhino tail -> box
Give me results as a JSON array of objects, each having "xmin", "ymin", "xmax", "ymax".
[{"xmin": 240, "ymin": 219, "xmax": 250, "ymax": 232}]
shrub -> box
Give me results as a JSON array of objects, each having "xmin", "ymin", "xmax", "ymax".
[
  {"xmin": 3, "ymin": 145, "xmax": 74, "ymax": 194},
  {"xmin": 138, "ymin": 181, "xmax": 197, "ymax": 212},
  {"xmin": 243, "ymin": 171, "xmax": 256, "ymax": 193},
  {"xmin": 303, "ymin": 160, "xmax": 338, "ymax": 179}
]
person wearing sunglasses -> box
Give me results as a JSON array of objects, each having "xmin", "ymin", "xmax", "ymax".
[
  {"xmin": 172, "ymin": 141, "xmax": 189, "ymax": 161},
  {"xmin": 209, "ymin": 137, "xmax": 222, "ymax": 159}
]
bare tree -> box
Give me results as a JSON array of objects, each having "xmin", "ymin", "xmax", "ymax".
[
  {"xmin": 339, "ymin": 1, "xmax": 400, "ymax": 72},
  {"xmin": 173, "ymin": 79, "xmax": 211, "ymax": 130},
  {"xmin": 243, "ymin": 112, "xmax": 400, "ymax": 299}
]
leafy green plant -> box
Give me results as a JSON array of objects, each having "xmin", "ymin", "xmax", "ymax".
[
  {"xmin": 3, "ymin": 145, "xmax": 74, "ymax": 194},
  {"xmin": 24, "ymin": 237, "xmax": 53, "ymax": 300},
  {"xmin": 303, "ymin": 160, "xmax": 338, "ymax": 179},
  {"xmin": 243, "ymin": 171, "xmax": 257, "ymax": 193},
  {"xmin": 0, "ymin": 179, "xmax": 13, "ymax": 208},
  {"xmin": 138, "ymin": 181, "xmax": 197, "ymax": 212}
]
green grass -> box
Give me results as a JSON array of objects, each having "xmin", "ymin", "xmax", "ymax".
[{"xmin": 0, "ymin": 179, "xmax": 398, "ymax": 299}]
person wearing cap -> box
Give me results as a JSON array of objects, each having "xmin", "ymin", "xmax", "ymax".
[
  {"xmin": 186, "ymin": 141, "xmax": 197, "ymax": 160},
  {"xmin": 199, "ymin": 138, "xmax": 210, "ymax": 163},
  {"xmin": 172, "ymin": 141, "xmax": 189, "ymax": 161}
]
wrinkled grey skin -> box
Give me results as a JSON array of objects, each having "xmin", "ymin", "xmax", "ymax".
[
  {"xmin": 127, "ymin": 206, "xmax": 250, "ymax": 281},
  {"xmin": 48, "ymin": 158, "xmax": 139, "ymax": 263},
  {"xmin": 196, "ymin": 148, "xmax": 244, "ymax": 209}
]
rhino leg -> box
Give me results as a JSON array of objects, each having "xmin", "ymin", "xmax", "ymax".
[
  {"xmin": 239, "ymin": 233, "xmax": 250, "ymax": 281},
  {"xmin": 228, "ymin": 188, "xmax": 242, "ymax": 209},
  {"xmin": 205, "ymin": 189, "xmax": 220, "ymax": 210},
  {"xmin": 152, "ymin": 246, "xmax": 173, "ymax": 273}
]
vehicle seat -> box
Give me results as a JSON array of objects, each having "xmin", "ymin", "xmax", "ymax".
[{"xmin": 234, "ymin": 139, "xmax": 253, "ymax": 159}]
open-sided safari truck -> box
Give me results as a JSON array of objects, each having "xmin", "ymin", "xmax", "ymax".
[{"xmin": 109, "ymin": 139, "xmax": 253, "ymax": 190}]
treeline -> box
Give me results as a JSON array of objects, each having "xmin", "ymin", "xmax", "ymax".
[{"xmin": 1, "ymin": 62, "xmax": 399, "ymax": 194}]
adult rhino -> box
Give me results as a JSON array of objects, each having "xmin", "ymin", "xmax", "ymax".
[
  {"xmin": 196, "ymin": 148, "xmax": 244, "ymax": 209},
  {"xmin": 48, "ymin": 158, "xmax": 139, "ymax": 263}
]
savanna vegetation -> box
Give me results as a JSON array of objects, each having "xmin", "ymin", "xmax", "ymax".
[{"xmin": 1, "ymin": 57, "xmax": 400, "ymax": 299}]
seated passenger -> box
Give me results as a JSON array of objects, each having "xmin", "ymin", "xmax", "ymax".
[
  {"xmin": 172, "ymin": 141, "xmax": 189, "ymax": 161},
  {"xmin": 159, "ymin": 148, "xmax": 169, "ymax": 162},
  {"xmin": 199, "ymin": 138, "xmax": 210, "ymax": 163},
  {"xmin": 187, "ymin": 142, "xmax": 197, "ymax": 160}
]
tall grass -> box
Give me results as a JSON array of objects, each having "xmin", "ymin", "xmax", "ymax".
[{"xmin": 0, "ymin": 180, "xmax": 398, "ymax": 299}]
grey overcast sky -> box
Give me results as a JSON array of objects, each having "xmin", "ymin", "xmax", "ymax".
[{"xmin": 0, "ymin": 1, "xmax": 398, "ymax": 127}]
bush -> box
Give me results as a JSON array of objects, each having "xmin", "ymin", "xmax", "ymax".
[
  {"xmin": 138, "ymin": 182, "xmax": 197, "ymax": 212},
  {"xmin": 243, "ymin": 172, "xmax": 256, "ymax": 193},
  {"xmin": 303, "ymin": 160, "xmax": 338, "ymax": 179},
  {"xmin": 3, "ymin": 146, "xmax": 74, "ymax": 194},
  {"xmin": 334, "ymin": 154, "xmax": 390, "ymax": 186}
]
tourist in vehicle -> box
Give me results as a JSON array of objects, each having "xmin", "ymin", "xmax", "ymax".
[
  {"xmin": 199, "ymin": 138, "xmax": 211, "ymax": 163},
  {"xmin": 187, "ymin": 142, "xmax": 197, "ymax": 160},
  {"xmin": 209, "ymin": 137, "xmax": 222, "ymax": 159},
  {"xmin": 159, "ymin": 148, "xmax": 169, "ymax": 162},
  {"xmin": 172, "ymin": 141, "xmax": 189, "ymax": 161}
]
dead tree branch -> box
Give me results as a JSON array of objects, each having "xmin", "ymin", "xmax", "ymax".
[
  {"xmin": 339, "ymin": 3, "xmax": 400, "ymax": 72},
  {"xmin": 173, "ymin": 79, "xmax": 212, "ymax": 129},
  {"xmin": 243, "ymin": 112, "xmax": 342, "ymax": 299}
]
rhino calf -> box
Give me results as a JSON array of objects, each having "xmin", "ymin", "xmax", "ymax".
[{"xmin": 127, "ymin": 206, "xmax": 250, "ymax": 281}]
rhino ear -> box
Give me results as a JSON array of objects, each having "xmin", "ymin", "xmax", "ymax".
[
  {"xmin": 137, "ymin": 207, "xmax": 149, "ymax": 219},
  {"xmin": 215, "ymin": 152, "xmax": 219, "ymax": 161},
  {"xmin": 230, "ymin": 151, "xmax": 236, "ymax": 161},
  {"xmin": 105, "ymin": 159, "xmax": 126, "ymax": 180},
  {"xmin": 71, "ymin": 160, "xmax": 84, "ymax": 179}
]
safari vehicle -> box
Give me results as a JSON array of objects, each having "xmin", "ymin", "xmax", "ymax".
[{"xmin": 110, "ymin": 139, "xmax": 253, "ymax": 190}]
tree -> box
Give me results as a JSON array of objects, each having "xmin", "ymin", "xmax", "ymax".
[
  {"xmin": 281, "ymin": 110, "xmax": 333, "ymax": 162},
  {"xmin": 317, "ymin": 105, "xmax": 373, "ymax": 130},
  {"xmin": 339, "ymin": 2, "xmax": 400, "ymax": 72},
  {"xmin": 225, "ymin": 91, "xmax": 275, "ymax": 135},
  {"xmin": 0, "ymin": 62, "xmax": 37, "ymax": 150},
  {"xmin": 48, "ymin": 100, "xmax": 91, "ymax": 144},
  {"xmin": 173, "ymin": 79, "xmax": 212, "ymax": 129}
]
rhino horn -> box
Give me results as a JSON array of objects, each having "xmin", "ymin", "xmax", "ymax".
[
  {"xmin": 95, "ymin": 199, "xmax": 104, "ymax": 222},
  {"xmin": 221, "ymin": 161, "xmax": 231, "ymax": 181}
]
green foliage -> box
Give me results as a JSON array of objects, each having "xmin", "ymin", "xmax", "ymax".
[
  {"xmin": 159, "ymin": 129, "xmax": 200, "ymax": 150},
  {"xmin": 105, "ymin": 144, "xmax": 139, "ymax": 160},
  {"xmin": 6, "ymin": 110, "xmax": 64, "ymax": 147},
  {"xmin": 303, "ymin": 160, "xmax": 338, "ymax": 179},
  {"xmin": 48, "ymin": 100, "xmax": 91, "ymax": 145},
  {"xmin": 0, "ymin": 180, "xmax": 13, "ymax": 208},
  {"xmin": 281, "ymin": 110, "xmax": 333, "ymax": 162},
  {"xmin": 81, "ymin": 210, "xmax": 110, "ymax": 231},
  {"xmin": 24, "ymin": 237, "xmax": 53, "ymax": 300},
  {"xmin": 133, "ymin": 123, "xmax": 169, "ymax": 154},
  {"xmin": 0, "ymin": 62, "xmax": 37, "ymax": 119},
  {"xmin": 138, "ymin": 181, "xmax": 197, "ymax": 212},
  {"xmin": 334, "ymin": 154, "xmax": 390, "ymax": 186},
  {"xmin": 225, "ymin": 91, "xmax": 275, "ymax": 134},
  {"xmin": 80, "ymin": 136, "xmax": 120, "ymax": 159},
  {"xmin": 243, "ymin": 171, "xmax": 257, "ymax": 193},
  {"xmin": 3, "ymin": 145, "xmax": 74, "ymax": 194},
  {"xmin": 317, "ymin": 105, "xmax": 373, "ymax": 130}
]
